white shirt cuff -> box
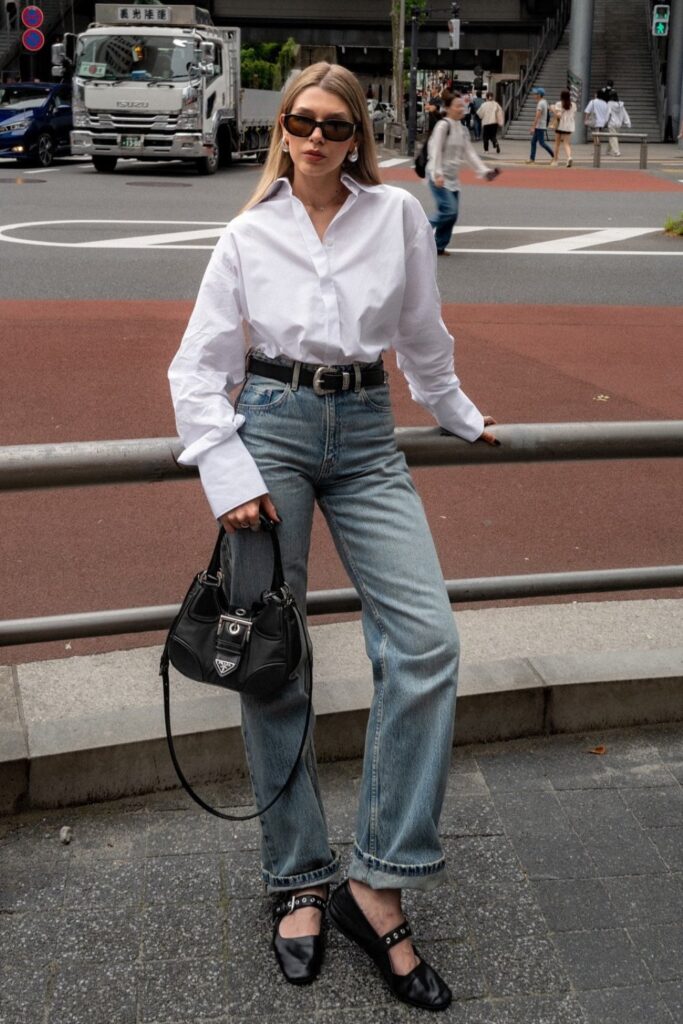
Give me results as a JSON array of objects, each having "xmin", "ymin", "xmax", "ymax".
[{"xmin": 195, "ymin": 433, "xmax": 267, "ymax": 520}]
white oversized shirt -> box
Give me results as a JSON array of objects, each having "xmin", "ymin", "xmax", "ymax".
[{"xmin": 168, "ymin": 173, "xmax": 485, "ymax": 519}]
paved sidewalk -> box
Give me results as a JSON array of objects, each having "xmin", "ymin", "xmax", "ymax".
[
  {"xmin": 385, "ymin": 137, "xmax": 683, "ymax": 168},
  {"xmin": 1, "ymin": 722, "xmax": 682, "ymax": 1024}
]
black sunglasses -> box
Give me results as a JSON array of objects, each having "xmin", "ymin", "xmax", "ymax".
[{"xmin": 283, "ymin": 113, "xmax": 359, "ymax": 143}]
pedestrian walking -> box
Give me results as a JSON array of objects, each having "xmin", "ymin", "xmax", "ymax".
[
  {"xmin": 426, "ymin": 90, "xmax": 442, "ymax": 132},
  {"xmin": 584, "ymin": 88, "xmax": 609, "ymax": 137},
  {"xmin": 460, "ymin": 87, "xmax": 472, "ymax": 134},
  {"xmin": 426, "ymin": 91, "xmax": 499, "ymax": 254},
  {"xmin": 605, "ymin": 90, "xmax": 631, "ymax": 156},
  {"xmin": 169, "ymin": 62, "xmax": 498, "ymax": 1011},
  {"xmin": 550, "ymin": 89, "xmax": 576, "ymax": 167},
  {"xmin": 470, "ymin": 90, "xmax": 484, "ymax": 140},
  {"xmin": 525, "ymin": 87, "xmax": 555, "ymax": 163},
  {"xmin": 477, "ymin": 91, "xmax": 503, "ymax": 153}
]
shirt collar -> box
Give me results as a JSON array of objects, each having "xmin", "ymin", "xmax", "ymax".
[{"xmin": 259, "ymin": 173, "xmax": 381, "ymax": 203}]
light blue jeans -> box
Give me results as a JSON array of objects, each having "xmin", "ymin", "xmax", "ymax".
[
  {"xmin": 427, "ymin": 177, "xmax": 460, "ymax": 253},
  {"xmin": 228, "ymin": 356, "xmax": 460, "ymax": 894}
]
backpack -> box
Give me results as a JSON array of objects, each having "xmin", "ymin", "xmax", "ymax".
[
  {"xmin": 414, "ymin": 117, "xmax": 450, "ymax": 179},
  {"xmin": 414, "ymin": 142, "xmax": 429, "ymax": 178}
]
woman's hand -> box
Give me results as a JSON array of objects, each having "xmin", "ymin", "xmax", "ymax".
[
  {"xmin": 434, "ymin": 174, "xmax": 445, "ymax": 187},
  {"xmin": 479, "ymin": 415, "xmax": 500, "ymax": 447},
  {"xmin": 219, "ymin": 493, "xmax": 280, "ymax": 534}
]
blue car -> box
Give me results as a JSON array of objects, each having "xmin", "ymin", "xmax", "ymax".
[{"xmin": 0, "ymin": 82, "xmax": 72, "ymax": 167}]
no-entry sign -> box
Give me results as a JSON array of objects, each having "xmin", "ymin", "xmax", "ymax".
[
  {"xmin": 22, "ymin": 28, "xmax": 45, "ymax": 51},
  {"xmin": 21, "ymin": 5, "xmax": 44, "ymax": 29}
]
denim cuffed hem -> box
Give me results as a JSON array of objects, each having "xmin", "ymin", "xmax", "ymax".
[
  {"xmin": 348, "ymin": 842, "xmax": 449, "ymax": 892},
  {"xmin": 262, "ymin": 850, "xmax": 342, "ymax": 894}
]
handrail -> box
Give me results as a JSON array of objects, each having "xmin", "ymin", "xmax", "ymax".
[
  {"xmin": 592, "ymin": 132, "xmax": 648, "ymax": 168},
  {"xmin": 1, "ymin": 421, "xmax": 682, "ymax": 647},
  {"xmin": 2, "ymin": 565, "xmax": 683, "ymax": 647},
  {"xmin": 501, "ymin": 0, "xmax": 571, "ymax": 131},
  {"xmin": 2, "ymin": 422, "xmax": 683, "ymax": 491}
]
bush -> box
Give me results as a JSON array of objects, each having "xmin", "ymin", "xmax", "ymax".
[
  {"xmin": 663, "ymin": 212, "xmax": 683, "ymax": 236},
  {"xmin": 241, "ymin": 38, "xmax": 298, "ymax": 91}
]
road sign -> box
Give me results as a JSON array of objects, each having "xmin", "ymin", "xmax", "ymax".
[
  {"xmin": 21, "ymin": 5, "xmax": 44, "ymax": 29},
  {"xmin": 652, "ymin": 4, "xmax": 670, "ymax": 36},
  {"xmin": 22, "ymin": 28, "xmax": 45, "ymax": 52}
]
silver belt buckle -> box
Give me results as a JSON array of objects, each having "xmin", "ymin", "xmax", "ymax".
[{"xmin": 312, "ymin": 365, "xmax": 337, "ymax": 396}]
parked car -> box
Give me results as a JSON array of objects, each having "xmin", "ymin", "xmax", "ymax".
[
  {"xmin": 0, "ymin": 82, "xmax": 72, "ymax": 167},
  {"xmin": 367, "ymin": 99, "xmax": 396, "ymax": 137}
]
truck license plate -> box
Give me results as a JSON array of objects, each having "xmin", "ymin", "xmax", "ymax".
[{"xmin": 120, "ymin": 135, "xmax": 143, "ymax": 149}]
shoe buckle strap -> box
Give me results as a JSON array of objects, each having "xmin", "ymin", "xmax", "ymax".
[
  {"xmin": 274, "ymin": 893, "xmax": 327, "ymax": 918},
  {"xmin": 377, "ymin": 920, "xmax": 412, "ymax": 951}
]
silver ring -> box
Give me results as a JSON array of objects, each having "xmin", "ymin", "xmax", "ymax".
[{"xmin": 240, "ymin": 523, "xmax": 250, "ymax": 529}]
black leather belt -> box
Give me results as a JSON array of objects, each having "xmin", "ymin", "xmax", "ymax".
[{"xmin": 247, "ymin": 355, "xmax": 386, "ymax": 396}]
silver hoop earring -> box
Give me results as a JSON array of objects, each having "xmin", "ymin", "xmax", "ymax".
[
  {"xmin": 281, "ymin": 139, "xmax": 290, "ymax": 153},
  {"xmin": 347, "ymin": 149, "xmax": 359, "ymax": 163}
]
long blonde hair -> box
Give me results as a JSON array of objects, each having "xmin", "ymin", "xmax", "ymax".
[{"xmin": 243, "ymin": 62, "xmax": 382, "ymax": 211}]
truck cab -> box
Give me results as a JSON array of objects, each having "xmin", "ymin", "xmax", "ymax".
[{"xmin": 60, "ymin": 4, "xmax": 279, "ymax": 174}]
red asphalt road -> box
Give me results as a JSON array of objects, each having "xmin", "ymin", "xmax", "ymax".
[
  {"xmin": 1, "ymin": 300, "xmax": 682, "ymax": 665},
  {"xmin": 382, "ymin": 166, "xmax": 683, "ymax": 191}
]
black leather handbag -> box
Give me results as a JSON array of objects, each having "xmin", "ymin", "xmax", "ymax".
[{"xmin": 160, "ymin": 518, "xmax": 312, "ymax": 821}]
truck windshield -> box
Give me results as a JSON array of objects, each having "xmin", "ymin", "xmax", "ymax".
[{"xmin": 75, "ymin": 34, "xmax": 195, "ymax": 81}]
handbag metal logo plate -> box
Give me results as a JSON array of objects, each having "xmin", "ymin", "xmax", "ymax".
[{"xmin": 215, "ymin": 658, "xmax": 237, "ymax": 676}]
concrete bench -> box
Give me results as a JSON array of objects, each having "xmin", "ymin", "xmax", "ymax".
[{"xmin": 591, "ymin": 131, "xmax": 648, "ymax": 169}]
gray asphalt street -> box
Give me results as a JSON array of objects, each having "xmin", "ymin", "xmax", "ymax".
[{"xmin": 1, "ymin": 154, "xmax": 682, "ymax": 304}]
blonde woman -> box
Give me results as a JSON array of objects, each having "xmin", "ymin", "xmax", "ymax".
[
  {"xmin": 169, "ymin": 62, "xmax": 497, "ymax": 1011},
  {"xmin": 550, "ymin": 89, "xmax": 577, "ymax": 167}
]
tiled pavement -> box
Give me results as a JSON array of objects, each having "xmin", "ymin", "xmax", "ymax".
[{"xmin": 1, "ymin": 722, "xmax": 682, "ymax": 1024}]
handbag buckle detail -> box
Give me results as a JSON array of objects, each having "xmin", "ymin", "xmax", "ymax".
[{"xmin": 217, "ymin": 613, "xmax": 252, "ymax": 645}]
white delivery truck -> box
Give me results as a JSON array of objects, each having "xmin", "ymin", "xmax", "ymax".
[{"xmin": 52, "ymin": 4, "xmax": 281, "ymax": 174}]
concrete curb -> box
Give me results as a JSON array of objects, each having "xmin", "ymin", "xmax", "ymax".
[{"xmin": 2, "ymin": 599, "xmax": 682, "ymax": 813}]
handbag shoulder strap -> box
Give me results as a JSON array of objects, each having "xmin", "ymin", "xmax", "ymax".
[{"xmin": 161, "ymin": 598, "xmax": 313, "ymax": 822}]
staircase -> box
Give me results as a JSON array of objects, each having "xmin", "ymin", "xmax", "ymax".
[
  {"xmin": 506, "ymin": 0, "xmax": 662, "ymax": 142},
  {"xmin": 505, "ymin": 28, "xmax": 571, "ymax": 139}
]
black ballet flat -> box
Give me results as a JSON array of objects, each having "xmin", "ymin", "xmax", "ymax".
[
  {"xmin": 328, "ymin": 880, "xmax": 452, "ymax": 1011},
  {"xmin": 272, "ymin": 892, "xmax": 327, "ymax": 985}
]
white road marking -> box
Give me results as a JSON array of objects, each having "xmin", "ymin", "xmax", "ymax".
[
  {"xmin": 22, "ymin": 160, "xmax": 90, "ymax": 175},
  {"xmin": 378, "ymin": 157, "xmax": 411, "ymax": 167},
  {"xmin": 0, "ymin": 221, "xmax": 678, "ymax": 255},
  {"xmin": 0, "ymin": 219, "xmax": 226, "ymax": 249},
  {"xmin": 80, "ymin": 226, "xmax": 226, "ymax": 248},
  {"xmin": 443, "ymin": 248, "xmax": 682, "ymax": 255},
  {"xmin": 505, "ymin": 227, "xmax": 658, "ymax": 253}
]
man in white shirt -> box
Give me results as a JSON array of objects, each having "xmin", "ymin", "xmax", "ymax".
[
  {"xmin": 584, "ymin": 89, "xmax": 609, "ymax": 132},
  {"xmin": 476, "ymin": 92, "xmax": 503, "ymax": 153}
]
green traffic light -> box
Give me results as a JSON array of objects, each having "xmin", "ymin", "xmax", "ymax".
[{"xmin": 655, "ymin": 21, "xmax": 666, "ymax": 33}]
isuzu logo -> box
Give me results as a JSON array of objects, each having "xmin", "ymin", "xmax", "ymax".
[{"xmin": 116, "ymin": 101, "xmax": 149, "ymax": 109}]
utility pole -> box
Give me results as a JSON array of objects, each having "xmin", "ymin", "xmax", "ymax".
[
  {"xmin": 567, "ymin": 0, "xmax": 595, "ymax": 144},
  {"xmin": 396, "ymin": 0, "xmax": 405, "ymax": 135},
  {"xmin": 407, "ymin": 4, "xmax": 419, "ymax": 154}
]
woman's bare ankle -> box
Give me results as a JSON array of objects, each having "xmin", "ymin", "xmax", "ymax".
[{"xmin": 347, "ymin": 879, "xmax": 419, "ymax": 976}]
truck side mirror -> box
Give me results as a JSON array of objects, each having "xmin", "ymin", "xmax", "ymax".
[
  {"xmin": 200, "ymin": 42, "xmax": 215, "ymax": 63},
  {"xmin": 51, "ymin": 42, "xmax": 66, "ymax": 76},
  {"xmin": 51, "ymin": 34, "xmax": 76, "ymax": 78}
]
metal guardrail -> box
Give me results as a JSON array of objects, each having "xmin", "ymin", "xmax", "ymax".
[
  {"xmin": 592, "ymin": 132, "xmax": 648, "ymax": 168},
  {"xmin": 1, "ymin": 421, "xmax": 682, "ymax": 647}
]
